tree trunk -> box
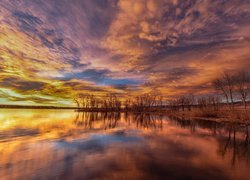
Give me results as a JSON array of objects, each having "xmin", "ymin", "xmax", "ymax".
[
  {"xmin": 243, "ymin": 98, "xmax": 247, "ymax": 110},
  {"xmin": 229, "ymin": 90, "xmax": 234, "ymax": 109}
]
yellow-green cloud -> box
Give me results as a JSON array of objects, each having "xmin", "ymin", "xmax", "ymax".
[{"xmin": 0, "ymin": 0, "xmax": 250, "ymax": 105}]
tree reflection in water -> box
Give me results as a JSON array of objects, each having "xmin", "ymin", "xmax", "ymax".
[
  {"xmin": 74, "ymin": 112, "xmax": 120, "ymax": 130},
  {"xmin": 0, "ymin": 110, "xmax": 249, "ymax": 179},
  {"xmin": 74, "ymin": 112, "xmax": 163, "ymax": 130},
  {"xmin": 132, "ymin": 113, "xmax": 163, "ymax": 130},
  {"xmin": 170, "ymin": 116, "xmax": 250, "ymax": 167},
  {"xmin": 74, "ymin": 112, "xmax": 250, "ymax": 167},
  {"xmin": 217, "ymin": 124, "xmax": 250, "ymax": 167}
]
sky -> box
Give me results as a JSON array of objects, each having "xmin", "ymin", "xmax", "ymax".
[{"xmin": 0, "ymin": 0, "xmax": 250, "ymax": 106}]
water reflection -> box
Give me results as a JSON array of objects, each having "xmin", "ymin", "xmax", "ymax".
[
  {"xmin": 0, "ymin": 110, "xmax": 249, "ymax": 179},
  {"xmin": 217, "ymin": 124, "xmax": 250, "ymax": 167},
  {"xmin": 131, "ymin": 113, "xmax": 163, "ymax": 130},
  {"xmin": 74, "ymin": 112, "xmax": 121, "ymax": 130},
  {"xmin": 74, "ymin": 112, "xmax": 163, "ymax": 131},
  {"xmin": 171, "ymin": 116, "xmax": 250, "ymax": 167}
]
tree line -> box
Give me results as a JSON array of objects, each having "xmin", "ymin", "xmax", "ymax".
[
  {"xmin": 213, "ymin": 71, "xmax": 249, "ymax": 110},
  {"xmin": 74, "ymin": 93, "xmax": 164, "ymax": 111},
  {"xmin": 168, "ymin": 71, "xmax": 249, "ymax": 112},
  {"xmin": 74, "ymin": 94, "xmax": 122, "ymax": 110},
  {"xmin": 73, "ymin": 71, "xmax": 249, "ymax": 112}
]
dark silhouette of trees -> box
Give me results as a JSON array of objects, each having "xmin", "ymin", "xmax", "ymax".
[
  {"xmin": 176, "ymin": 95, "xmax": 195, "ymax": 111},
  {"xmin": 74, "ymin": 93, "xmax": 122, "ymax": 110},
  {"xmin": 73, "ymin": 71, "xmax": 249, "ymax": 116},
  {"xmin": 223, "ymin": 72, "xmax": 235, "ymax": 108},
  {"xmin": 213, "ymin": 78, "xmax": 229, "ymax": 106},
  {"xmin": 74, "ymin": 98, "xmax": 80, "ymax": 108},
  {"xmin": 236, "ymin": 71, "xmax": 249, "ymax": 110},
  {"xmin": 208, "ymin": 95, "xmax": 221, "ymax": 111},
  {"xmin": 213, "ymin": 71, "xmax": 249, "ymax": 110},
  {"xmin": 212, "ymin": 72, "xmax": 236, "ymax": 108}
]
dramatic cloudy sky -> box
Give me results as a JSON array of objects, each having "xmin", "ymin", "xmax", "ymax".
[{"xmin": 0, "ymin": 0, "xmax": 250, "ymax": 106}]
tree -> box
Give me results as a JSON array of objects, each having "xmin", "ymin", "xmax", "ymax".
[
  {"xmin": 177, "ymin": 96, "xmax": 186, "ymax": 111},
  {"xmin": 208, "ymin": 95, "xmax": 221, "ymax": 111},
  {"xmin": 213, "ymin": 72, "xmax": 236, "ymax": 108},
  {"xmin": 236, "ymin": 71, "xmax": 249, "ymax": 110},
  {"xmin": 197, "ymin": 96, "xmax": 208, "ymax": 110},
  {"xmin": 213, "ymin": 79, "xmax": 229, "ymax": 106},
  {"xmin": 223, "ymin": 72, "xmax": 235, "ymax": 108},
  {"xmin": 74, "ymin": 98, "xmax": 80, "ymax": 108}
]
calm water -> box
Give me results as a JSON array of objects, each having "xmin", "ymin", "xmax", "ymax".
[{"xmin": 0, "ymin": 109, "xmax": 249, "ymax": 180}]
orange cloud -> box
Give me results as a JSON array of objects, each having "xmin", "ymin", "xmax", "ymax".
[{"xmin": 0, "ymin": 0, "xmax": 250, "ymax": 105}]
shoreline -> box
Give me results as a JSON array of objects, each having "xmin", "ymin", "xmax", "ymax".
[
  {"xmin": 1, "ymin": 105, "xmax": 250, "ymax": 125},
  {"xmin": 167, "ymin": 109, "xmax": 250, "ymax": 125}
]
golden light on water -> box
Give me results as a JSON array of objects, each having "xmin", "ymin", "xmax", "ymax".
[{"xmin": 0, "ymin": 109, "xmax": 249, "ymax": 179}]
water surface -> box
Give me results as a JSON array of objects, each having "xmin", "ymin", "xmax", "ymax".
[{"xmin": 0, "ymin": 109, "xmax": 249, "ymax": 180}]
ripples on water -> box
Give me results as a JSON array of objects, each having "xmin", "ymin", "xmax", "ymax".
[{"xmin": 0, "ymin": 109, "xmax": 249, "ymax": 180}]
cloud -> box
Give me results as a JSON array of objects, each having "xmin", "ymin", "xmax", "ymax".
[
  {"xmin": 0, "ymin": 0, "xmax": 250, "ymax": 105},
  {"xmin": 0, "ymin": 77, "xmax": 46, "ymax": 91},
  {"xmin": 13, "ymin": 11, "xmax": 43, "ymax": 32}
]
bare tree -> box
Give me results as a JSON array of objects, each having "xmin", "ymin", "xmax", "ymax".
[
  {"xmin": 168, "ymin": 99, "xmax": 179, "ymax": 111},
  {"xmin": 177, "ymin": 96, "xmax": 186, "ymax": 111},
  {"xmin": 156, "ymin": 96, "xmax": 164, "ymax": 108},
  {"xmin": 208, "ymin": 95, "xmax": 221, "ymax": 111},
  {"xmin": 223, "ymin": 72, "xmax": 235, "ymax": 108},
  {"xmin": 213, "ymin": 79, "xmax": 229, "ymax": 106},
  {"xmin": 213, "ymin": 72, "xmax": 236, "ymax": 108},
  {"xmin": 74, "ymin": 98, "xmax": 80, "ymax": 108},
  {"xmin": 197, "ymin": 96, "xmax": 208, "ymax": 110},
  {"xmin": 124, "ymin": 99, "xmax": 132, "ymax": 110},
  {"xmin": 130, "ymin": 93, "xmax": 159, "ymax": 111},
  {"xmin": 185, "ymin": 95, "xmax": 195, "ymax": 111},
  {"xmin": 236, "ymin": 71, "xmax": 249, "ymax": 110}
]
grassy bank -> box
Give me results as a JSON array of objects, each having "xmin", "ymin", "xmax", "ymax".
[{"xmin": 167, "ymin": 107, "xmax": 250, "ymax": 124}]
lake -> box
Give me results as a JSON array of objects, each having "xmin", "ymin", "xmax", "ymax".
[{"xmin": 0, "ymin": 109, "xmax": 249, "ymax": 180}]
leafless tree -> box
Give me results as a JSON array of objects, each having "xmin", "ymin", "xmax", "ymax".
[
  {"xmin": 208, "ymin": 95, "xmax": 221, "ymax": 111},
  {"xmin": 197, "ymin": 96, "xmax": 208, "ymax": 110},
  {"xmin": 177, "ymin": 96, "xmax": 186, "ymax": 111},
  {"xmin": 213, "ymin": 72, "xmax": 236, "ymax": 108},
  {"xmin": 186, "ymin": 95, "xmax": 195, "ymax": 111},
  {"xmin": 213, "ymin": 79, "xmax": 229, "ymax": 106},
  {"xmin": 176, "ymin": 95, "xmax": 195, "ymax": 111},
  {"xmin": 124, "ymin": 99, "xmax": 132, "ymax": 110},
  {"xmin": 74, "ymin": 98, "xmax": 81, "ymax": 108},
  {"xmin": 223, "ymin": 72, "xmax": 235, "ymax": 107},
  {"xmin": 157, "ymin": 96, "xmax": 164, "ymax": 107},
  {"xmin": 168, "ymin": 99, "xmax": 179, "ymax": 111},
  {"xmin": 236, "ymin": 71, "xmax": 249, "ymax": 110},
  {"xmin": 130, "ymin": 93, "xmax": 160, "ymax": 111}
]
